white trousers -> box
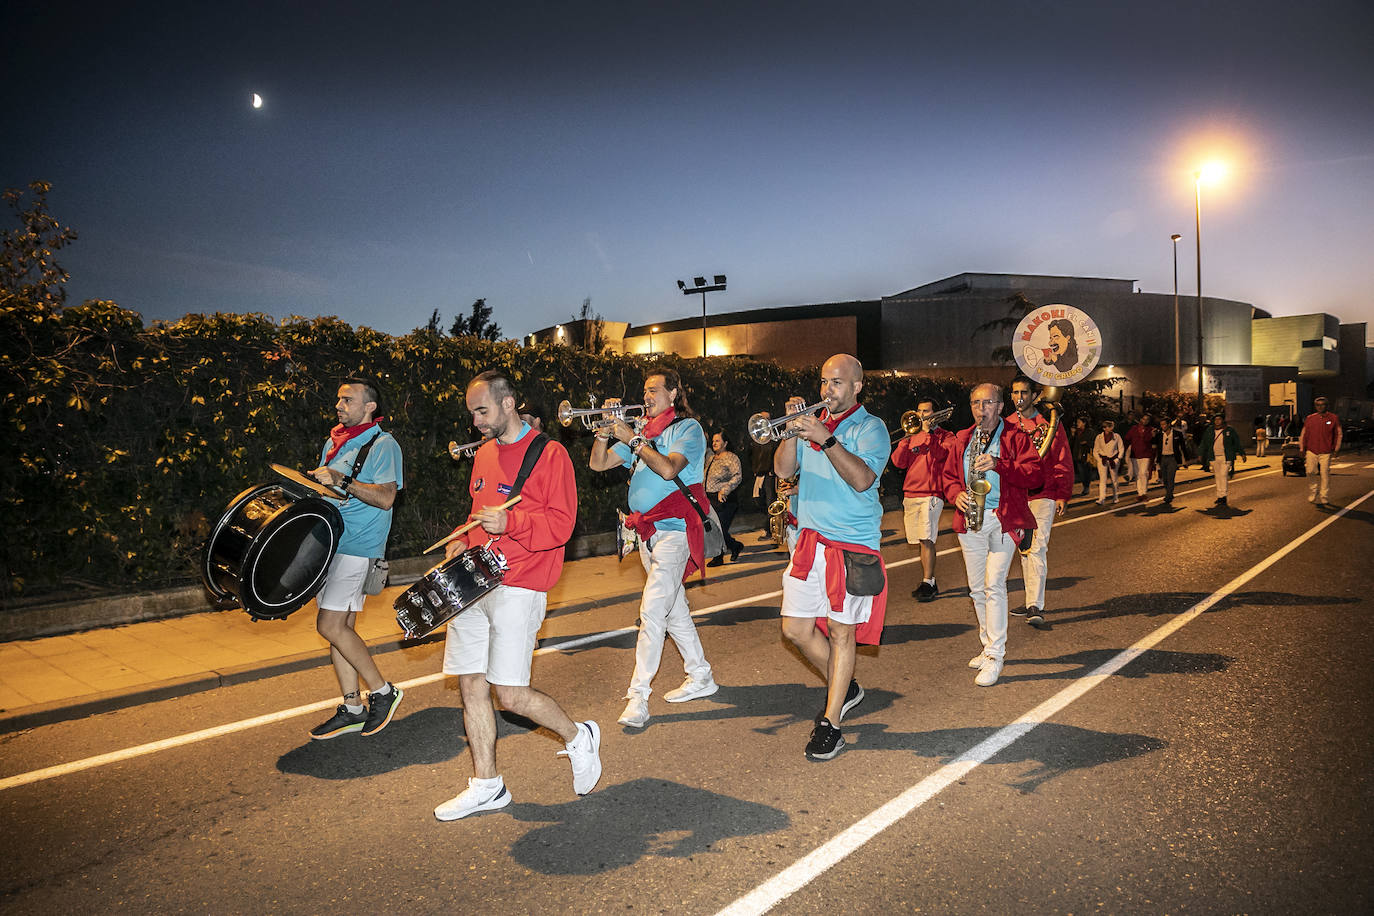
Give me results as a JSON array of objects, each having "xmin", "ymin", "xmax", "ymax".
[
  {"xmin": 1212, "ymin": 461, "xmax": 1229, "ymax": 498},
  {"xmin": 957, "ymin": 515, "xmax": 1015, "ymax": 660},
  {"xmin": 1306, "ymin": 451, "xmax": 1333, "ymax": 502},
  {"xmin": 1018, "ymin": 497, "xmax": 1057, "ymax": 610},
  {"xmin": 629, "ymin": 530, "xmax": 712, "ymax": 698},
  {"xmin": 1131, "ymin": 456, "xmax": 1151, "ymax": 496},
  {"xmin": 1096, "ymin": 460, "xmax": 1119, "ymax": 502}
]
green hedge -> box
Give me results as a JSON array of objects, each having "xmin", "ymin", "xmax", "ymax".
[{"xmin": 2, "ymin": 300, "xmax": 977, "ymax": 605}]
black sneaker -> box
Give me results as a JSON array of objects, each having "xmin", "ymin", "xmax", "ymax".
[
  {"xmin": 1010, "ymin": 606, "xmax": 1029, "ymax": 617},
  {"xmin": 806, "ymin": 718, "xmax": 845, "ymax": 760},
  {"xmin": 913, "ymin": 580, "xmax": 938, "ymax": 602},
  {"xmin": 310, "ymin": 704, "xmax": 366, "ymax": 740},
  {"xmin": 817, "ymin": 679, "xmax": 865, "ymax": 725},
  {"xmin": 361, "ymin": 683, "xmax": 404, "ymax": 736},
  {"xmin": 1026, "ymin": 607, "xmax": 1046, "ymax": 628}
]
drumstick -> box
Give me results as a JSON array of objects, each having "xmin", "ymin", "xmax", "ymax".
[{"xmin": 422, "ymin": 496, "xmax": 523, "ymax": 555}]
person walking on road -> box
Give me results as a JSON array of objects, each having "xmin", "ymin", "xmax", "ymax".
[
  {"xmin": 1093, "ymin": 420, "xmax": 1125, "ymax": 505},
  {"xmin": 1198, "ymin": 413, "xmax": 1245, "ymax": 507},
  {"xmin": 1157, "ymin": 417, "xmax": 1191, "ymax": 505},
  {"xmin": 307, "ymin": 379, "xmax": 406, "ymax": 740},
  {"xmin": 591, "ymin": 370, "xmax": 718, "ymax": 729},
  {"xmin": 1299, "ymin": 397, "xmax": 1342, "ymax": 507},
  {"xmin": 1124, "ymin": 413, "xmax": 1157, "ymax": 502},
  {"xmin": 890, "ymin": 398, "xmax": 952, "ymax": 602},
  {"xmin": 776, "ymin": 354, "xmax": 890, "ymax": 760},
  {"xmin": 1007, "ymin": 376, "xmax": 1073, "ymax": 629},
  {"xmin": 944, "ymin": 382, "xmax": 1044, "ymax": 687},
  {"xmin": 434, "ymin": 371, "xmax": 602, "ymax": 821},
  {"xmin": 705, "ymin": 430, "xmax": 745, "ymax": 565}
]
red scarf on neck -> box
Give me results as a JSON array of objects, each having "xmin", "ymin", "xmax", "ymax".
[
  {"xmin": 638, "ymin": 407, "xmax": 677, "ymax": 441},
  {"xmin": 808, "ymin": 403, "xmax": 860, "ymax": 450},
  {"xmin": 325, "ymin": 419, "xmax": 380, "ymax": 463}
]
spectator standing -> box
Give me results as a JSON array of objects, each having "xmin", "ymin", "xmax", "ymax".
[
  {"xmin": 705, "ymin": 430, "xmax": 745, "ymax": 565},
  {"xmin": 1070, "ymin": 416, "xmax": 1094, "ymax": 496}
]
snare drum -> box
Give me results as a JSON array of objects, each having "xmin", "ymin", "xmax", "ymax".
[
  {"xmin": 201, "ymin": 481, "xmax": 345, "ymax": 620},
  {"xmin": 394, "ymin": 544, "xmax": 508, "ymax": 639}
]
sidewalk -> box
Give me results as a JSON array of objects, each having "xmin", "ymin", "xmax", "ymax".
[{"xmin": 0, "ymin": 464, "xmax": 1259, "ymax": 733}]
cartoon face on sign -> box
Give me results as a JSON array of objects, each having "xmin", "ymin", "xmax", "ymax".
[{"xmin": 1014, "ymin": 304, "xmax": 1101, "ymax": 386}]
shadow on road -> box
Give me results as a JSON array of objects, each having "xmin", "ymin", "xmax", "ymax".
[
  {"xmin": 1048, "ymin": 589, "xmax": 1357, "ymax": 627},
  {"xmin": 504, "ymin": 777, "xmax": 790, "ymax": 874},
  {"xmin": 999, "ymin": 647, "xmax": 1232, "ymax": 683},
  {"xmin": 1195, "ymin": 504, "xmax": 1254, "ymax": 519},
  {"xmin": 275, "ymin": 706, "xmax": 465, "ymax": 778},
  {"xmin": 619, "ymin": 682, "xmax": 901, "ymax": 736},
  {"xmin": 845, "ymin": 720, "xmax": 1168, "ymax": 793}
]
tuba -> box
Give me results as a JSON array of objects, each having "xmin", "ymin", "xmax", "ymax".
[{"xmin": 1030, "ymin": 386, "xmax": 1063, "ymax": 459}]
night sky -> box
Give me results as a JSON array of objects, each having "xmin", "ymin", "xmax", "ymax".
[{"xmin": 5, "ymin": 0, "xmax": 1373, "ymax": 342}]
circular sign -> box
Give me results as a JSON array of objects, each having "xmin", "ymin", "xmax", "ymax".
[{"xmin": 1012, "ymin": 304, "xmax": 1101, "ymax": 386}]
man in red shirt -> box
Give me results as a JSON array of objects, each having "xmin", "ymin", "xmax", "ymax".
[
  {"xmin": 942, "ymin": 382, "xmax": 1044, "ymax": 687},
  {"xmin": 1007, "ymin": 376, "xmax": 1073, "ymax": 628},
  {"xmin": 890, "ymin": 398, "xmax": 952, "ymax": 602},
  {"xmin": 434, "ymin": 370, "xmax": 601, "ymax": 821},
  {"xmin": 1123, "ymin": 414, "xmax": 1158, "ymax": 502},
  {"xmin": 1299, "ymin": 397, "xmax": 1343, "ymax": 507}
]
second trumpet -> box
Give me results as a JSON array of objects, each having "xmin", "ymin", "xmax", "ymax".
[
  {"xmin": 557, "ymin": 398, "xmax": 645, "ymax": 430},
  {"xmin": 747, "ymin": 400, "xmax": 827, "ymax": 444}
]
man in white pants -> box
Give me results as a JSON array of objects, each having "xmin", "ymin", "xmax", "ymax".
[
  {"xmin": 1299, "ymin": 397, "xmax": 1342, "ymax": 507},
  {"xmin": 1007, "ymin": 377, "xmax": 1073, "ymax": 629},
  {"xmin": 943, "ymin": 383, "xmax": 1044, "ymax": 687},
  {"xmin": 592, "ymin": 369, "xmax": 718, "ymax": 729}
]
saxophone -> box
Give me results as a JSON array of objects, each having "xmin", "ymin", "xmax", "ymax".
[
  {"xmin": 966, "ymin": 428, "xmax": 994, "ymax": 531},
  {"xmin": 768, "ymin": 476, "xmax": 798, "ymax": 548}
]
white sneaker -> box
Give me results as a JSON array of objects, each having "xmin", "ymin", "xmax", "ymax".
[
  {"xmin": 974, "ymin": 656, "xmax": 1004, "ymax": 687},
  {"xmin": 968, "ymin": 652, "xmax": 988, "ymax": 669},
  {"xmin": 663, "ymin": 675, "xmax": 719, "ymax": 703},
  {"xmin": 557, "ymin": 721, "xmax": 602, "ymax": 795},
  {"xmin": 618, "ymin": 693, "xmax": 650, "ymax": 728},
  {"xmin": 434, "ymin": 776, "xmax": 512, "ymax": 821}
]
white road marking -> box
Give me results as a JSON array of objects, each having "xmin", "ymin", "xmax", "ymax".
[
  {"xmin": 0, "ymin": 466, "xmax": 1302, "ymax": 794},
  {"xmin": 714, "ymin": 486, "xmax": 1374, "ymax": 916},
  {"xmin": 1331, "ymin": 462, "xmax": 1353, "ymax": 469}
]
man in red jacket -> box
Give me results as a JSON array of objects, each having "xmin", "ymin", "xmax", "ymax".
[
  {"xmin": 1123, "ymin": 414, "xmax": 1158, "ymax": 502},
  {"xmin": 434, "ymin": 370, "xmax": 602, "ymax": 822},
  {"xmin": 890, "ymin": 398, "xmax": 953, "ymax": 602},
  {"xmin": 1007, "ymin": 376, "xmax": 1073, "ymax": 628},
  {"xmin": 942, "ymin": 382, "xmax": 1044, "ymax": 687}
]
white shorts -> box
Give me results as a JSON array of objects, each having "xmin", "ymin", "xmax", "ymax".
[
  {"xmin": 316, "ymin": 553, "xmax": 370, "ymax": 614},
  {"xmin": 902, "ymin": 495, "xmax": 943, "ymax": 543},
  {"xmin": 442, "ymin": 585, "xmax": 547, "ymax": 687},
  {"xmin": 780, "ymin": 541, "xmax": 874, "ymax": 626}
]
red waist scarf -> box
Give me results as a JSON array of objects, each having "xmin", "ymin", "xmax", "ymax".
[
  {"xmin": 789, "ymin": 527, "xmax": 888, "ymax": 645},
  {"xmin": 622, "ymin": 483, "xmax": 708, "ymax": 581}
]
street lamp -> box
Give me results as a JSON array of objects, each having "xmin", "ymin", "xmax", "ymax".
[
  {"xmin": 1194, "ymin": 162, "xmax": 1224, "ymax": 415},
  {"xmin": 1171, "ymin": 233, "xmax": 1182, "ymax": 388},
  {"xmin": 677, "ymin": 274, "xmax": 726, "ymax": 358},
  {"xmin": 649, "ymin": 326, "xmax": 659, "ymax": 356}
]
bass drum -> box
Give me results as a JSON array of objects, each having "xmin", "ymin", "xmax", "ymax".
[{"xmin": 201, "ymin": 481, "xmax": 345, "ymax": 620}]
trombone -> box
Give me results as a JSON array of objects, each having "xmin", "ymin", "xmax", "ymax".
[
  {"xmin": 890, "ymin": 405, "xmax": 955, "ymax": 442},
  {"xmin": 557, "ymin": 398, "xmax": 645, "ymax": 430},
  {"xmin": 747, "ymin": 400, "xmax": 827, "ymax": 444},
  {"xmin": 447, "ymin": 437, "xmax": 488, "ymax": 460}
]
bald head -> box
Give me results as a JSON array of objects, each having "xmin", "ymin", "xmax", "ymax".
[{"xmin": 819, "ymin": 353, "xmax": 864, "ymax": 412}]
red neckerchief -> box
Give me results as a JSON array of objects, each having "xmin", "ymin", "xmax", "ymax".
[
  {"xmin": 325, "ymin": 419, "xmax": 380, "ymax": 463},
  {"xmin": 638, "ymin": 407, "xmax": 677, "ymax": 442},
  {"xmin": 622, "ymin": 483, "xmax": 708, "ymax": 581},
  {"xmin": 788, "ymin": 527, "xmax": 888, "ymax": 645},
  {"xmin": 807, "ymin": 403, "xmax": 861, "ymax": 451}
]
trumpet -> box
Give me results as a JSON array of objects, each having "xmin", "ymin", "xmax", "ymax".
[
  {"xmin": 557, "ymin": 398, "xmax": 646, "ymax": 430},
  {"xmin": 447, "ymin": 437, "xmax": 487, "ymax": 460},
  {"xmin": 747, "ymin": 400, "xmax": 827, "ymax": 444}
]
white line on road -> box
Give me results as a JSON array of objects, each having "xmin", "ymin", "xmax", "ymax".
[
  {"xmin": 0, "ymin": 466, "xmax": 1298, "ymax": 794},
  {"xmin": 713, "ymin": 485, "xmax": 1374, "ymax": 916}
]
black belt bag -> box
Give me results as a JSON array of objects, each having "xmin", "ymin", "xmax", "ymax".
[{"xmin": 843, "ymin": 550, "xmax": 885, "ymax": 596}]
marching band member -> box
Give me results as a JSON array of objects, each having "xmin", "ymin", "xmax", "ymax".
[
  {"xmin": 434, "ymin": 370, "xmax": 601, "ymax": 821},
  {"xmin": 307, "ymin": 379, "xmax": 406, "ymax": 740},
  {"xmin": 890, "ymin": 398, "xmax": 952, "ymax": 603},
  {"xmin": 590, "ymin": 369, "xmax": 718, "ymax": 729},
  {"xmin": 943, "ymin": 382, "xmax": 1043, "ymax": 687},
  {"xmin": 1007, "ymin": 376, "xmax": 1073, "ymax": 628},
  {"xmin": 776, "ymin": 354, "xmax": 890, "ymax": 760}
]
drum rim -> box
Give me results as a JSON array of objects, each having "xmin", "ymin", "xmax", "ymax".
[{"xmin": 240, "ymin": 506, "xmax": 343, "ymax": 614}]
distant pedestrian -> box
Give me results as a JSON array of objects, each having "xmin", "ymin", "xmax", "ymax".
[
  {"xmin": 1070, "ymin": 416, "xmax": 1094, "ymax": 496},
  {"xmin": 1198, "ymin": 414, "xmax": 1245, "ymax": 507},
  {"xmin": 1254, "ymin": 415, "xmax": 1269, "ymax": 457},
  {"xmin": 705, "ymin": 430, "xmax": 745, "ymax": 565},
  {"xmin": 1124, "ymin": 414, "xmax": 1157, "ymax": 501},
  {"xmin": 1299, "ymin": 397, "xmax": 1342, "ymax": 507},
  {"xmin": 1157, "ymin": 417, "xmax": 1191, "ymax": 504},
  {"xmin": 1093, "ymin": 420, "xmax": 1124, "ymax": 504}
]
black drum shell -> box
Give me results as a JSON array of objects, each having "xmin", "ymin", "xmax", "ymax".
[
  {"xmin": 201, "ymin": 481, "xmax": 345, "ymax": 620},
  {"xmin": 394, "ymin": 545, "xmax": 507, "ymax": 639}
]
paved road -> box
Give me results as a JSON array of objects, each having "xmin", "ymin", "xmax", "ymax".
[{"xmin": 4, "ymin": 460, "xmax": 1373, "ymax": 914}]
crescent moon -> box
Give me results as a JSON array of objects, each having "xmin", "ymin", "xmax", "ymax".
[{"xmin": 252, "ymin": 93, "xmax": 263, "ymax": 109}]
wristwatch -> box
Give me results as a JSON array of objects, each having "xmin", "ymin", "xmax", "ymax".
[
  {"xmin": 340, "ymin": 475, "xmax": 353, "ymax": 491},
  {"xmin": 629, "ymin": 435, "xmax": 648, "ymax": 454},
  {"xmin": 821, "ymin": 435, "xmax": 838, "ymax": 450}
]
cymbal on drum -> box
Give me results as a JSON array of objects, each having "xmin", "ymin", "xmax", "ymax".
[{"xmin": 271, "ymin": 463, "xmax": 346, "ymax": 500}]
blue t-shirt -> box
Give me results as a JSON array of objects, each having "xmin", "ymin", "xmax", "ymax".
[
  {"xmin": 793, "ymin": 405, "xmax": 890, "ymax": 549},
  {"xmin": 610, "ymin": 416, "xmax": 706, "ymax": 536},
  {"xmin": 963, "ymin": 421, "xmax": 1003, "ymax": 512},
  {"xmin": 319, "ymin": 426, "xmax": 404, "ymax": 558}
]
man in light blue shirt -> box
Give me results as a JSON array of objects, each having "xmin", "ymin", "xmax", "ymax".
[{"xmin": 307, "ymin": 379, "xmax": 405, "ymax": 740}]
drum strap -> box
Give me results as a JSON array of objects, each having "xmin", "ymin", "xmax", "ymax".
[
  {"xmin": 348, "ymin": 434, "xmax": 380, "ymax": 479},
  {"xmin": 508, "ymin": 433, "xmax": 550, "ymax": 499}
]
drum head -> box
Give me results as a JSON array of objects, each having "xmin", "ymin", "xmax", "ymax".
[{"xmin": 201, "ymin": 482, "xmax": 345, "ymax": 620}]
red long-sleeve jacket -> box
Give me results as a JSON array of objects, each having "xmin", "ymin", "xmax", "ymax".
[
  {"xmin": 890, "ymin": 427, "xmax": 953, "ymax": 498},
  {"xmin": 1006, "ymin": 411, "xmax": 1074, "ymax": 502},
  {"xmin": 941, "ymin": 422, "xmax": 1044, "ymax": 537},
  {"xmin": 465, "ymin": 430, "xmax": 577, "ymax": 592}
]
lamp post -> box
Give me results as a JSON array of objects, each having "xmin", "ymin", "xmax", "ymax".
[
  {"xmin": 1171, "ymin": 233, "xmax": 1182, "ymax": 388},
  {"xmin": 677, "ymin": 274, "xmax": 726, "ymax": 358},
  {"xmin": 649, "ymin": 326, "xmax": 659, "ymax": 356},
  {"xmin": 1194, "ymin": 163, "xmax": 1224, "ymax": 415}
]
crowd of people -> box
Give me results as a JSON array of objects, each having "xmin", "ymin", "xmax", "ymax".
[{"xmin": 290, "ymin": 361, "xmax": 1345, "ymax": 822}]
